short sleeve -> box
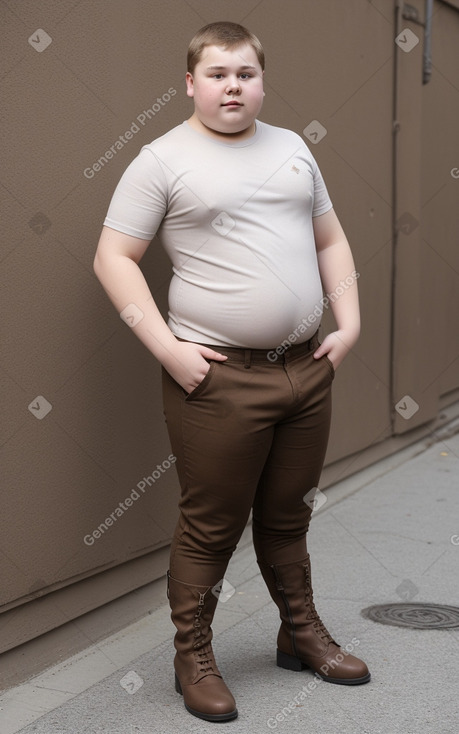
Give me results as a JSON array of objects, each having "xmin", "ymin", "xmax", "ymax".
[
  {"xmin": 310, "ymin": 155, "xmax": 333, "ymax": 218},
  {"xmin": 103, "ymin": 147, "xmax": 168, "ymax": 239}
]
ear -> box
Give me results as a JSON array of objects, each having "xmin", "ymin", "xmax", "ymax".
[{"xmin": 185, "ymin": 72, "xmax": 194, "ymax": 98}]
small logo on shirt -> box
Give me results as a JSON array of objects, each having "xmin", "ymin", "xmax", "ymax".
[{"xmin": 291, "ymin": 164, "xmax": 300, "ymax": 174}]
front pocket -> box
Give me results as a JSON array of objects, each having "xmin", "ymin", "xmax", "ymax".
[
  {"xmin": 323, "ymin": 354, "xmax": 336, "ymax": 379},
  {"xmin": 184, "ymin": 360, "xmax": 217, "ymax": 402}
]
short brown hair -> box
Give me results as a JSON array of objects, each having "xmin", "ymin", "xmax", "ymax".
[{"xmin": 187, "ymin": 21, "xmax": 265, "ymax": 74}]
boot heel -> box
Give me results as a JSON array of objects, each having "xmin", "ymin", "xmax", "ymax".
[
  {"xmin": 277, "ymin": 649, "xmax": 303, "ymax": 671},
  {"xmin": 175, "ymin": 672, "xmax": 183, "ymax": 695}
]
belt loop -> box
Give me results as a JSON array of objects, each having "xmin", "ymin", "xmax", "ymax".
[{"xmin": 244, "ymin": 349, "xmax": 252, "ymax": 369}]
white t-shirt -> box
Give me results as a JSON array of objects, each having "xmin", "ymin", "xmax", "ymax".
[{"xmin": 104, "ymin": 120, "xmax": 333, "ymax": 348}]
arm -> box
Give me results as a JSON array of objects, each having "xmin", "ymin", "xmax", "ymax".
[
  {"xmin": 312, "ymin": 208, "xmax": 360, "ymax": 369},
  {"xmin": 93, "ymin": 226, "xmax": 227, "ymax": 392}
]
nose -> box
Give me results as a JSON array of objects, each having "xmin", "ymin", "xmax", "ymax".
[{"xmin": 225, "ymin": 76, "xmax": 241, "ymax": 94}]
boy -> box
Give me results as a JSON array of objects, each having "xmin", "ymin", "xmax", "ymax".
[{"xmin": 94, "ymin": 21, "xmax": 370, "ymax": 724}]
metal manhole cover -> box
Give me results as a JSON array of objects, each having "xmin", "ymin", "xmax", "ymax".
[{"xmin": 361, "ymin": 603, "xmax": 459, "ymax": 630}]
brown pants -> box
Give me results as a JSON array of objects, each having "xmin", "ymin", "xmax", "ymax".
[{"xmin": 161, "ymin": 332, "xmax": 334, "ymax": 586}]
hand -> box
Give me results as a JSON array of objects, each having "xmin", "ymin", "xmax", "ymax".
[
  {"xmin": 162, "ymin": 340, "xmax": 228, "ymax": 393},
  {"xmin": 313, "ymin": 329, "xmax": 359, "ymax": 371}
]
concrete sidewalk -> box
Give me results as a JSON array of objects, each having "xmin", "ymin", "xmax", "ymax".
[{"xmin": 2, "ymin": 427, "xmax": 459, "ymax": 734}]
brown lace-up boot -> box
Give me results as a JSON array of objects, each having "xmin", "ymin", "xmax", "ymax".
[
  {"xmin": 167, "ymin": 572, "xmax": 238, "ymax": 721},
  {"xmin": 257, "ymin": 555, "xmax": 370, "ymax": 685}
]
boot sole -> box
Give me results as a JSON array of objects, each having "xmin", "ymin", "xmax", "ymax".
[
  {"xmin": 175, "ymin": 672, "xmax": 238, "ymax": 722},
  {"xmin": 277, "ymin": 649, "xmax": 371, "ymax": 685}
]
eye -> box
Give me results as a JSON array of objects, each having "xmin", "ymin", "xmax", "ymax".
[
  {"xmin": 240, "ymin": 73, "xmax": 253, "ymax": 80},
  {"xmin": 213, "ymin": 74, "xmax": 224, "ymax": 79}
]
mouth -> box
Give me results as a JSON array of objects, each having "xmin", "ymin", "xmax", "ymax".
[{"xmin": 222, "ymin": 101, "xmax": 243, "ymax": 107}]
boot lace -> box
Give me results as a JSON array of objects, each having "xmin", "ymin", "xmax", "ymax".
[
  {"xmin": 195, "ymin": 644, "xmax": 216, "ymax": 674},
  {"xmin": 192, "ymin": 592, "xmax": 216, "ymax": 674},
  {"xmin": 303, "ymin": 565, "xmax": 334, "ymax": 644}
]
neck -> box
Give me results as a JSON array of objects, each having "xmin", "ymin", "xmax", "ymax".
[{"xmin": 187, "ymin": 114, "xmax": 256, "ymax": 143}]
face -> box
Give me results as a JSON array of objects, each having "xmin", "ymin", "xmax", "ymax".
[{"xmin": 186, "ymin": 43, "xmax": 264, "ymax": 138}]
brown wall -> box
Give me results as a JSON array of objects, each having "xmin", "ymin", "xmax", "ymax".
[{"xmin": 1, "ymin": 0, "xmax": 458, "ymax": 653}]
